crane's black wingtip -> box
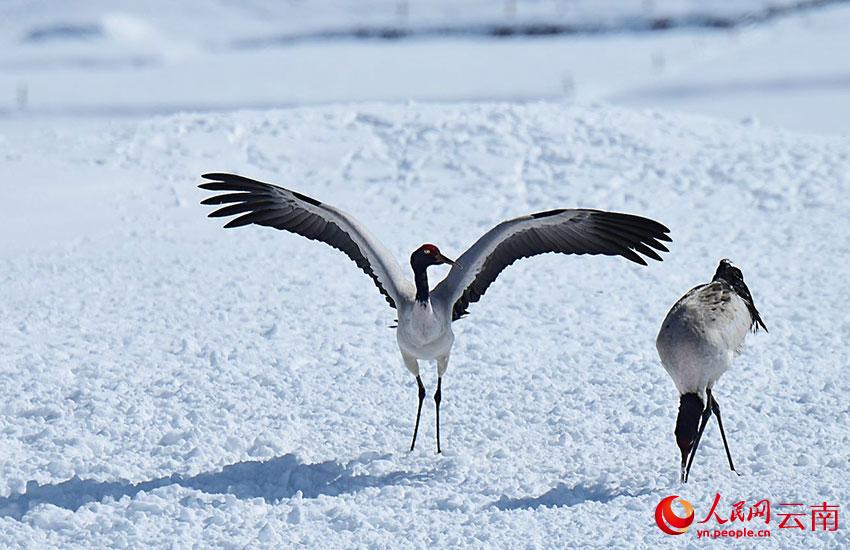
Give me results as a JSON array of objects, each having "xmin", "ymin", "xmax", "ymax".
[
  {"xmin": 222, "ymin": 218, "xmax": 247, "ymax": 229},
  {"xmin": 201, "ymin": 172, "xmax": 228, "ymax": 180},
  {"xmin": 643, "ymin": 220, "xmax": 671, "ymax": 240},
  {"xmin": 200, "ymin": 173, "xmax": 249, "ymax": 187}
]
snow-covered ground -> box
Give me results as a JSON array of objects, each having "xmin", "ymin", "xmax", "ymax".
[
  {"xmin": 2, "ymin": 1, "xmax": 850, "ymax": 548},
  {"xmin": 2, "ymin": 102, "xmax": 849, "ymax": 547}
]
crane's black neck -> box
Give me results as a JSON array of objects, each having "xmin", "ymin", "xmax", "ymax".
[{"xmin": 413, "ymin": 266, "xmax": 430, "ymax": 303}]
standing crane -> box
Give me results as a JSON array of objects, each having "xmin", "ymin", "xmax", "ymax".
[
  {"xmin": 657, "ymin": 259, "xmax": 767, "ymax": 482},
  {"xmin": 200, "ymin": 172, "xmax": 671, "ymax": 452}
]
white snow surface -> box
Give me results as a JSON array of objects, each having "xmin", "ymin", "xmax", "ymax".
[{"xmin": 2, "ymin": 101, "xmax": 849, "ymax": 547}]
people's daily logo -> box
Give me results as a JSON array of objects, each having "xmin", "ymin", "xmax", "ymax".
[
  {"xmin": 655, "ymin": 495, "xmax": 695, "ymax": 535},
  {"xmin": 655, "ymin": 493, "xmax": 838, "ymax": 539}
]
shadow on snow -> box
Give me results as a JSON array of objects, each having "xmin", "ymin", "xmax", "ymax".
[
  {"xmin": 0, "ymin": 453, "xmax": 430, "ymax": 521},
  {"xmin": 494, "ymin": 482, "xmax": 653, "ymax": 510}
]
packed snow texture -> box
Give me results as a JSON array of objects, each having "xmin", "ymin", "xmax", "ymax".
[{"xmin": 1, "ymin": 102, "xmax": 849, "ymax": 547}]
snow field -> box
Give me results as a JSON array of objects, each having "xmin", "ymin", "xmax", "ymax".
[{"xmin": 1, "ymin": 102, "xmax": 849, "ymax": 547}]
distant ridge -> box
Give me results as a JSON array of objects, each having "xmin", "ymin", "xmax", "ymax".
[{"xmin": 233, "ymin": 0, "xmax": 847, "ymax": 48}]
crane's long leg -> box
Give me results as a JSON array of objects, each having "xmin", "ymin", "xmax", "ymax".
[
  {"xmin": 434, "ymin": 377, "xmax": 442, "ymax": 454},
  {"xmin": 410, "ymin": 375, "xmax": 426, "ymax": 452},
  {"xmin": 709, "ymin": 390, "xmax": 739, "ymax": 475},
  {"xmin": 684, "ymin": 401, "xmax": 713, "ymax": 483}
]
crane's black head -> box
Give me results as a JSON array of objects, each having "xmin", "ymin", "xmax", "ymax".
[
  {"xmin": 675, "ymin": 393, "xmax": 704, "ymax": 482},
  {"xmin": 410, "ymin": 244, "xmax": 455, "ymax": 272},
  {"xmin": 712, "ymin": 259, "xmax": 767, "ymax": 332},
  {"xmin": 713, "ymin": 259, "xmax": 746, "ymax": 289}
]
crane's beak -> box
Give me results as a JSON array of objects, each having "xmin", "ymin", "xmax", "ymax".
[{"xmin": 436, "ymin": 253, "xmax": 456, "ymax": 266}]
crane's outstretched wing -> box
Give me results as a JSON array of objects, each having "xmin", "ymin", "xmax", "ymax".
[
  {"xmin": 432, "ymin": 208, "xmax": 671, "ymax": 320},
  {"xmin": 199, "ymin": 173, "xmax": 413, "ymax": 309}
]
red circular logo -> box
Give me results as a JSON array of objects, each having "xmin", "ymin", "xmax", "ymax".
[{"xmin": 655, "ymin": 495, "xmax": 695, "ymax": 535}]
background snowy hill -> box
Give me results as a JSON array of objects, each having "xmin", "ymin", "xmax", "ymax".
[
  {"xmin": 2, "ymin": 0, "xmax": 850, "ymax": 548},
  {"xmin": 2, "ymin": 0, "xmax": 850, "ymax": 132}
]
